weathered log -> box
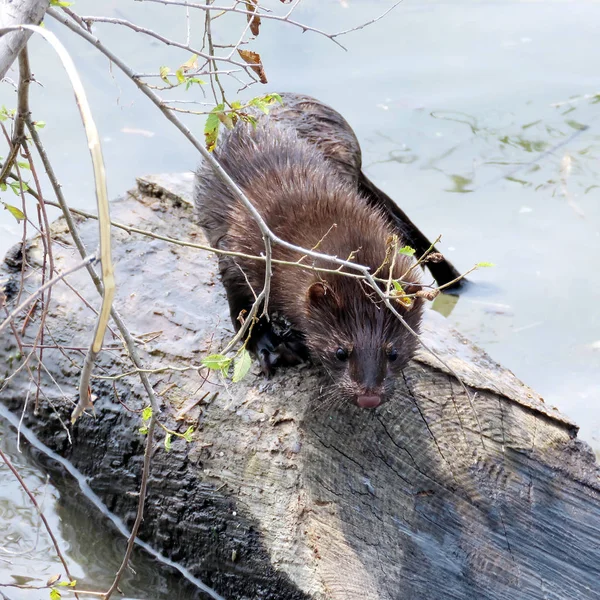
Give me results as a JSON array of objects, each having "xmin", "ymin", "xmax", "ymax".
[
  {"xmin": 0, "ymin": 173, "xmax": 599, "ymax": 600},
  {"xmin": 0, "ymin": 0, "xmax": 49, "ymax": 79}
]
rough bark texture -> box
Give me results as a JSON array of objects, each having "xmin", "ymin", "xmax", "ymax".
[
  {"xmin": 0, "ymin": 0, "xmax": 49, "ymax": 79},
  {"xmin": 1, "ymin": 174, "xmax": 599, "ymax": 600}
]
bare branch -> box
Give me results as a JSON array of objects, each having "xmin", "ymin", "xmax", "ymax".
[
  {"xmin": 0, "ymin": 447, "xmax": 79, "ymax": 593},
  {"xmin": 77, "ymin": 15, "xmax": 252, "ymax": 70},
  {"xmin": 0, "ymin": 254, "xmax": 97, "ymax": 338},
  {"xmin": 330, "ymin": 0, "xmax": 404, "ymax": 39},
  {"xmin": 0, "ymin": 47, "xmax": 31, "ymax": 184},
  {"xmin": 0, "ymin": 23, "xmax": 117, "ymax": 423},
  {"xmin": 0, "ymin": 0, "xmax": 49, "ymax": 79}
]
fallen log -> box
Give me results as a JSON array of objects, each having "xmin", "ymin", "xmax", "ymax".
[{"xmin": 0, "ymin": 173, "xmax": 599, "ymax": 600}]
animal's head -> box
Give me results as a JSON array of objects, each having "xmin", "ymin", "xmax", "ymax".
[{"xmin": 303, "ymin": 278, "xmax": 423, "ymax": 408}]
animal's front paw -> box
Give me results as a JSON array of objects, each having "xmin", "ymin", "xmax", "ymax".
[
  {"xmin": 255, "ymin": 336, "xmax": 308, "ymax": 378},
  {"xmin": 258, "ymin": 347, "xmax": 278, "ymax": 378}
]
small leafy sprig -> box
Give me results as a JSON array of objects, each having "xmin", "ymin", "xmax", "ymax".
[
  {"xmin": 204, "ymin": 93, "xmax": 283, "ymax": 152},
  {"xmin": 46, "ymin": 574, "xmax": 76, "ymax": 600},
  {"xmin": 201, "ymin": 347, "xmax": 252, "ymax": 383},
  {"xmin": 158, "ymin": 54, "xmax": 206, "ymax": 90},
  {"xmin": 138, "ymin": 405, "xmax": 194, "ymax": 452}
]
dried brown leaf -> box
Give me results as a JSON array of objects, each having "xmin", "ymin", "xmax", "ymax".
[
  {"xmin": 416, "ymin": 289, "xmax": 440, "ymax": 301},
  {"xmin": 237, "ymin": 49, "xmax": 268, "ymax": 84},
  {"xmin": 245, "ymin": 0, "xmax": 261, "ymax": 36},
  {"xmin": 425, "ymin": 252, "xmax": 444, "ymax": 263},
  {"xmin": 180, "ymin": 54, "xmax": 198, "ymax": 72}
]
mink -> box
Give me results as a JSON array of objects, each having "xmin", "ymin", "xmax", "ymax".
[{"xmin": 195, "ymin": 101, "xmax": 425, "ymax": 408}]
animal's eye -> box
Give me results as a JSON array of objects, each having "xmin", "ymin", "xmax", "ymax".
[
  {"xmin": 387, "ymin": 347, "xmax": 399, "ymax": 362},
  {"xmin": 335, "ymin": 347, "xmax": 349, "ymax": 362}
]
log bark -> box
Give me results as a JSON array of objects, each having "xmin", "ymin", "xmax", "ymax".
[
  {"xmin": 0, "ymin": 0, "xmax": 49, "ymax": 79},
  {"xmin": 0, "ymin": 173, "xmax": 599, "ymax": 600}
]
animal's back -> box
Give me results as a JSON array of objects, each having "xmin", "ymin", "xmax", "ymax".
[{"xmin": 194, "ymin": 113, "xmax": 424, "ymax": 398}]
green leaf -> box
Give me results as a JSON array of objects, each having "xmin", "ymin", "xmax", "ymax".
[
  {"xmin": 9, "ymin": 181, "xmax": 29, "ymax": 194},
  {"xmin": 565, "ymin": 119, "xmax": 587, "ymax": 132},
  {"xmin": 201, "ymin": 352, "xmax": 231, "ymax": 375},
  {"xmin": 34, "ymin": 121, "xmax": 46, "ymax": 129},
  {"xmin": 391, "ymin": 280, "xmax": 412, "ymax": 307},
  {"xmin": 141, "ymin": 406, "xmax": 152, "ymax": 421},
  {"xmin": 182, "ymin": 426, "xmax": 194, "ymax": 443},
  {"xmin": 217, "ymin": 111, "xmax": 235, "ymax": 130},
  {"xmin": 204, "ymin": 104, "xmax": 224, "ymax": 152},
  {"xmin": 16, "ymin": 160, "xmax": 31, "ymax": 170},
  {"xmin": 0, "ymin": 183, "xmax": 6, "ymax": 191},
  {"xmin": 175, "ymin": 69, "xmax": 185, "ymax": 84},
  {"xmin": 50, "ymin": 0, "xmax": 73, "ymax": 6},
  {"xmin": 475, "ymin": 262, "xmax": 495, "ymax": 268},
  {"xmin": 180, "ymin": 54, "xmax": 198, "ymax": 71},
  {"xmin": 50, "ymin": 589, "xmax": 61, "ymax": 600},
  {"xmin": 232, "ymin": 349, "xmax": 252, "ymax": 382},
  {"xmin": 249, "ymin": 93, "xmax": 284, "ymax": 115},
  {"xmin": 3, "ymin": 203, "xmax": 25, "ymax": 222},
  {"xmin": 164, "ymin": 432, "xmax": 172, "ymax": 452},
  {"xmin": 159, "ymin": 66, "xmax": 171, "ymax": 85},
  {"xmin": 242, "ymin": 114, "xmax": 258, "ymax": 129},
  {"xmin": 264, "ymin": 92, "xmax": 283, "ymax": 106},
  {"xmin": 139, "ymin": 426, "xmax": 149, "ymax": 435},
  {"xmin": 249, "ymin": 97, "xmax": 269, "ymax": 114},
  {"xmin": 398, "ymin": 245, "xmax": 416, "ymax": 256},
  {"xmin": 184, "ymin": 77, "xmax": 206, "ymax": 90},
  {"xmin": 57, "ymin": 581, "xmax": 76, "ymax": 588}
]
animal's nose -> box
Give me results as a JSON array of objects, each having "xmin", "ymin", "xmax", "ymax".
[{"xmin": 356, "ymin": 395, "xmax": 381, "ymax": 409}]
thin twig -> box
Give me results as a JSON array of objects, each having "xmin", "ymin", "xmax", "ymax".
[
  {"xmin": 0, "ymin": 255, "xmax": 97, "ymax": 337},
  {"xmin": 103, "ymin": 415, "xmax": 156, "ymax": 599},
  {"xmin": 78, "ymin": 15, "xmax": 252, "ymax": 70},
  {"xmin": 330, "ymin": 0, "xmax": 404, "ymax": 39},
  {"xmin": 133, "ymin": 0, "xmax": 394, "ymax": 50},
  {"xmin": 0, "ymin": 48, "xmax": 30, "ymax": 184},
  {"xmin": 21, "ymin": 69, "xmax": 193, "ymax": 600},
  {"xmin": 0, "ymin": 23, "xmax": 117, "ymax": 424},
  {"xmin": 0, "ymin": 448, "xmax": 79, "ymax": 595}
]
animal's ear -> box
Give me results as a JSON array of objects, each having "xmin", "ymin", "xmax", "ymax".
[{"xmin": 306, "ymin": 282, "xmax": 340, "ymax": 312}]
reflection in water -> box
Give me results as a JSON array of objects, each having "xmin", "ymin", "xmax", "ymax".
[
  {"xmin": 430, "ymin": 110, "xmax": 481, "ymax": 134},
  {"xmin": 412, "ymin": 96, "xmax": 600, "ymax": 200},
  {"xmin": 430, "ymin": 293, "xmax": 460, "ymax": 318},
  {"xmin": 445, "ymin": 173, "xmax": 474, "ymax": 194},
  {"xmin": 0, "ymin": 418, "xmax": 208, "ymax": 600}
]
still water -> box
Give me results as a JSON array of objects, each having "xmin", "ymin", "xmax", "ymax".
[
  {"xmin": 0, "ymin": 408, "xmax": 211, "ymax": 599},
  {"xmin": 1, "ymin": 0, "xmax": 599, "ymax": 596}
]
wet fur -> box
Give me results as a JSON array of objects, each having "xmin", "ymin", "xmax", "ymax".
[{"xmin": 195, "ymin": 118, "xmax": 424, "ymax": 406}]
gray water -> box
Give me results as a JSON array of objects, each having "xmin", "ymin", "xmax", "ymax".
[
  {"xmin": 0, "ymin": 410, "xmax": 210, "ymax": 600},
  {"xmin": 1, "ymin": 0, "xmax": 599, "ymax": 596}
]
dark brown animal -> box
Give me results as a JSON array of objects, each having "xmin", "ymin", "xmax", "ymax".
[
  {"xmin": 195, "ymin": 95, "xmax": 427, "ymax": 408},
  {"xmin": 254, "ymin": 93, "xmax": 462, "ymax": 287}
]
